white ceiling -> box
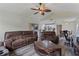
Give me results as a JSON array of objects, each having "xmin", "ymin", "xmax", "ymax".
[{"xmin": 0, "ymin": 3, "xmax": 79, "ymax": 21}]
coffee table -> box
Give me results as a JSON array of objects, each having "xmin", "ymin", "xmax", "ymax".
[{"xmin": 34, "ymin": 40, "xmax": 61, "ymax": 56}]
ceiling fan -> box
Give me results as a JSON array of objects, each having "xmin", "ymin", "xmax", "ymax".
[{"xmin": 31, "ymin": 3, "xmax": 52, "ymax": 15}]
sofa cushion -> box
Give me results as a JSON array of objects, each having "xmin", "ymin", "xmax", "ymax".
[
  {"xmin": 26, "ymin": 37, "xmax": 37, "ymax": 44},
  {"xmin": 12, "ymin": 39, "xmax": 26, "ymax": 49}
]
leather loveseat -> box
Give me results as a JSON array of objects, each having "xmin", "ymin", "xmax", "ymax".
[
  {"xmin": 41, "ymin": 31, "xmax": 59, "ymax": 44},
  {"xmin": 4, "ymin": 31, "xmax": 37, "ymax": 51}
]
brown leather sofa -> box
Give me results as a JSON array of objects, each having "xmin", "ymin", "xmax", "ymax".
[
  {"xmin": 41, "ymin": 31, "xmax": 59, "ymax": 44},
  {"xmin": 4, "ymin": 31, "xmax": 37, "ymax": 51}
]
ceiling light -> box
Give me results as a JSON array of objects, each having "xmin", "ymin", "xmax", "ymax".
[{"xmin": 31, "ymin": 3, "xmax": 52, "ymax": 15}]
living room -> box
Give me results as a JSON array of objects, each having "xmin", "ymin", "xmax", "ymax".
[{"xmin": 0, "ymin": 3, "xmax": 79, "ymax": 56}]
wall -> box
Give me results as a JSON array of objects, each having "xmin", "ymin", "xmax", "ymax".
[{"xmin": 0, "ymin": 12, "xmax": 30, "ymax": 41}]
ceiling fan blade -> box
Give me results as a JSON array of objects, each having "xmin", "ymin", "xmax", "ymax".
[
  {"xmin": 45, "ymin": 9, "xmax": 51, "ymax": 12},
  {"xmin": 31, "ymin": 8, "xmax": 38, "ymax": 10},
  {"xmin": 34, "ymin": 12, "xmax": 39, "ymax": 15}
]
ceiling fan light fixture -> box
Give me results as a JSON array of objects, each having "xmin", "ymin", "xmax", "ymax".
[{"xmin": 31, "ymin": 3, "xmax": 51, "ymax": 15}]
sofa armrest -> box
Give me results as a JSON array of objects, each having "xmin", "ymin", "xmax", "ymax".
[{"xmin": 4, "ymin": 39, "xmax": 13, "ymax": 50}]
